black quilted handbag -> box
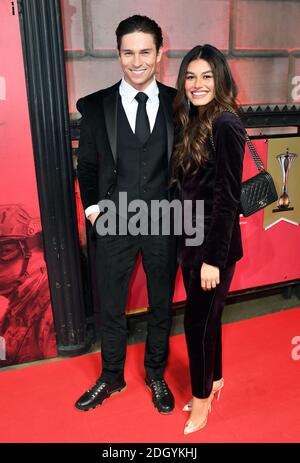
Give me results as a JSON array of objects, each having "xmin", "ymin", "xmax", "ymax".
[
  {"xmin": 240, "ymin": 166, "xmax": 278, "ymax": 217},
  {"xmin": 210, "ymin": 109, "xmax": 278, "ymax": 217}
]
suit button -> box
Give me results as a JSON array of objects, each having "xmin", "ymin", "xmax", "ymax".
[
  {"xmin": 107, "ymin": 191, "xmax": 111, "ymax": 196},
  {"xmin": 113, "ymin": 169, "xmax": 117, "ymax": 174}
]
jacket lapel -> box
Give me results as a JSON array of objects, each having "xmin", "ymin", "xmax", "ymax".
[
  {"xmin": 103, "ymin": 89, "xmax": 119, "ymax": 165},
  {"xmin": 158, "ymin": 87, "xmax": 174, "ymax": 163},
  {"xmin": 103, "ymin": 82, "xmax": 174, "ymax": 165}
]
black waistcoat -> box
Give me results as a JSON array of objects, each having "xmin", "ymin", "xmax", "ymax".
[{"xmin": 112, "ymin": 98, "xmax": 168, "ymax": 206}]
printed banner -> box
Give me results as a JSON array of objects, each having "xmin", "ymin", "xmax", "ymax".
[
  {"xmin": 264, "ymin": 137, "xmax": 300, "ymax": 230},
  {"xmin": 0, "ymin": 1, "xmax": 57, "ymax": 366}
]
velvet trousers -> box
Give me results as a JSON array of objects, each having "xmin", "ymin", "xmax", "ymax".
[{"xmin": 182, "ymin": 263, "xmax": 236, "ymax": 398}]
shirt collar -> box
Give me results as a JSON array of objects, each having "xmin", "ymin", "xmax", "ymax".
[{"xmin": 119, "ymin": 77, "xmax": 159, "ymax": 103}]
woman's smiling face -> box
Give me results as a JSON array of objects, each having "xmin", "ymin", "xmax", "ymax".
[{"xmin": 185, "ymin": 59, "xmax": 215, "ymax": 106}]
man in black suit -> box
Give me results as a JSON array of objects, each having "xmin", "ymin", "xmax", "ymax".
[{"xmin": 75, "ymin": 15, "xmax": 177, "ymax": 414}]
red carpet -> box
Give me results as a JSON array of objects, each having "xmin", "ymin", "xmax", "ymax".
[{"xmin": 0, "ymin": 308, "xmax": 300, "ymax": 443}]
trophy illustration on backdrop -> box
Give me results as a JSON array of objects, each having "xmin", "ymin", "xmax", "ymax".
[{"xmin": 273, "ymin": 148, "xmax": 298, "ymax": 212}]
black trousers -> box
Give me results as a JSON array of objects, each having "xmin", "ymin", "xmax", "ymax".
[
  {"xmin": 95, "ymin": 233, "xmax": 175, "ymax": 383},
  {"xmin": 182, "ymin": 263, "xmax": 236, "ymax": 398}
]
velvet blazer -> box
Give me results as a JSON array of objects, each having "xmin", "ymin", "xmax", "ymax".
[{"xmin": 177, "ymin": 111, "xmax": 245, "ymax": 269}]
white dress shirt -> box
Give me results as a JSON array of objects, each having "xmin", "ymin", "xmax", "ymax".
[
  {"xmin": 85, "ymin": 78, "xmax": 160, "ymax": 219},
  {"xmin": 119, "ymin": 77, "xmax": 160, "ymax": 133}
]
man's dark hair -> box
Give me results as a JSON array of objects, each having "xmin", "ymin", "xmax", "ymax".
[{"xmin": 116, "ymin": 15, "xmax": 163, "ymax": 52}]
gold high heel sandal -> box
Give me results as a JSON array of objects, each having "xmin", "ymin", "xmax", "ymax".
[
  {"xmin": 182, "ymin": 378, "xmax": 224, "ymax": 411},
  {"xmin": 183, "ymin": 396, "xmax": 213, "ymax": 435}
]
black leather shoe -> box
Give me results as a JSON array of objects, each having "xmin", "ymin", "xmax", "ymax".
[
  {"xmin": 145, "ymin": 377, "xmax": 175, "ymax": 414},
  {"xmin": 75, "ymin": 379, "xmax": 126, "ymax": 411}
]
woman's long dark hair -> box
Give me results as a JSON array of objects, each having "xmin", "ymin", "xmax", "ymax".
[{"xmin": 172, "ymin": 44, "xmax": 240, "ymax": 183}]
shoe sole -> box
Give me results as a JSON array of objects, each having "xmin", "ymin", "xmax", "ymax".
[
  {"xmin": 146, "ymin": 384, "xmax": 175, "ymax": 415},
  {"xmin": 75, "ymin": 385, "xmax": 127, "ymax": 412}
]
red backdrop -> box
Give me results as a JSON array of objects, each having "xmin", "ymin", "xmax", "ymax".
[
  {"xmin": 0, "ymin": 1, "xmax": 57, "ymax": 366},
  {"xmin": 123, "ymin": 139, "xmax": 300, "ymax": 313}
]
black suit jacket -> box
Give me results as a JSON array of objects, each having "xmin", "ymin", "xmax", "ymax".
[
  {"xmin": 77, "ymin": 81, "xmax": 177, "ymax": 210},
  {"xmin": 178, "ymin": 112, "xmax": 245, "ymax": 269}
]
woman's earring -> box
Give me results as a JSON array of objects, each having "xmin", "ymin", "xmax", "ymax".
[{"xmin": 186, "ymin": 98, "xmax": 190, "ymax": 111}]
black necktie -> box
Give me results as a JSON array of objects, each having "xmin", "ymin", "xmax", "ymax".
[{"xmin": 135, "ymin": 92, "xmax": 150, "ymax": 144}]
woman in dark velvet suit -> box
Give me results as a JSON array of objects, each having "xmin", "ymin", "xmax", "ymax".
[{"xmin": 171, "ymin": 44, "xmax": 245, "ymax": 435}]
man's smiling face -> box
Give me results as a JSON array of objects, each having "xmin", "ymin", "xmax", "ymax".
[{"xmin": 119, "ymin": 31, "xmax": 162, "ymax": 91}]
